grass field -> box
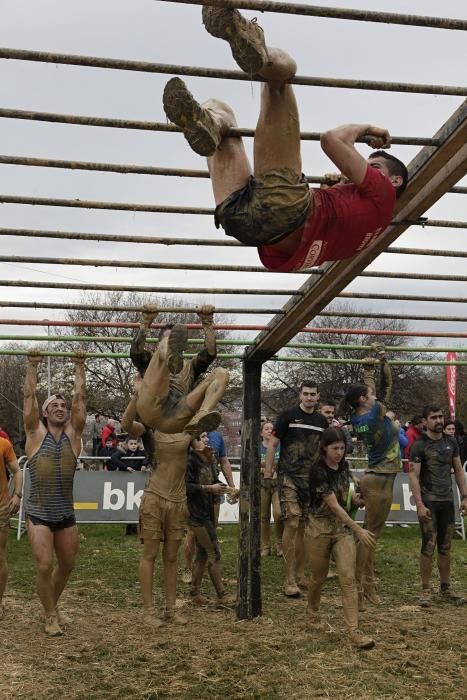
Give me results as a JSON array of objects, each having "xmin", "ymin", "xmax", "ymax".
[{"xmin": 1, "ymin": 523, "xmax": 466, "ymax": 700}]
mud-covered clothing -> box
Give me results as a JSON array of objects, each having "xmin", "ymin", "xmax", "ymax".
[
  {"xmin": 409, "ymin": 434, "xmax": 459, "ymax": 503},
  {"xmin": 260, "ymin": 442, "xmax": 280, "ymax": 481},
  {"xmin": 145, "ymin": 431, "xmax": 191, "ymax": 503},
  {"xmin": 259, "ymin": 165, "xmax": 395, "ymax": 272},
  {"xmin": 309, "ymin": 458, "xmax": 351, "ymax": 523},
  {"xmin": 273, "ymin": 406, "xmax": 328, "ymax": 508},
  {"xmin": 351, "ymin": 402, "xmax": 400, "ymax": 473},
  {"xmin": 0, "ymin": 437, "xmax": 16, "ymax": 507},
  {"xmin": 26, "ymin": 432, "xmax": 77, "ymax": 523},
  {"xmin": 130, "ymin": 325, "xmax": 215, "ymax": 388},
  {"xmin": 186, "ymin": 448, "xmax": 219, "ymax": 526},
  {"xmin": 28, "ymin": 513, "xmax": 76, "ymax": 531},
  {"xmin": 419, "ymin": 500, "xmax": 455, "ymax": 557},
  {"xmin": 109, "ymin": 447, "xmax": 147, "ymax": 471}
]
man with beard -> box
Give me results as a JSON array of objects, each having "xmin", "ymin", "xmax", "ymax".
[
  {"xmin": 264, "ymin": 382, "xmax": 328, "ymax": 597},
  {"xmin": 23, "ymin": 350, "xmax": 86, "ymax": 636}
]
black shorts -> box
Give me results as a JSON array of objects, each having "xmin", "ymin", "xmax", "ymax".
[
  {"xmin": 214, "ymin": 169, "xmax": 310, "ymax": 246},
  {"xmin": 419, "ymin": 500, "xmax": 455, "ymax": 557},
  {"xmin": 27, "ymin": 514, "xmax": 76, "ymax": 532}
]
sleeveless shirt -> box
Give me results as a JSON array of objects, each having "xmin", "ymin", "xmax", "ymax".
[{"xmin": 26, "ymin": 431, "xmax": 77, "ymax": 521}]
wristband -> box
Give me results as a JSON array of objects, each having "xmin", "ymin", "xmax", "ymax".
[{"xmin": 15, "ymin": 492, "xmax": 22, "ymax": 499}]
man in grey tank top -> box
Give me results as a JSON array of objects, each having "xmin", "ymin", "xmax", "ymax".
[{"xmin": 23, "ymin": 349, "xmax": 87, "ymax": 637}]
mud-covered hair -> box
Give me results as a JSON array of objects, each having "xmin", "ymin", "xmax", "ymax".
[{"xmin": 344, "ymin": 383, "xmax": 369, "ymax": 410}]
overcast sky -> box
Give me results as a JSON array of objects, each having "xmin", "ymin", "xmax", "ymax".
[{"xmin": 0, "ymin": 0, "xmax": 466, "ymax": 355}]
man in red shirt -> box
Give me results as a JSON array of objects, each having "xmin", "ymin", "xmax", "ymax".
[{"xmin": 163, "ymin": 7, "xmax": 407, "ymax": 271}]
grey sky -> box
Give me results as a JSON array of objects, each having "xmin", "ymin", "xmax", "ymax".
[{"xmin": 0, "ymin": 0, "xmax": 466, "ymax": 351}]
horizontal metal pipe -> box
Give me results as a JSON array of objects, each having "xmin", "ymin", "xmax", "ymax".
[
  {"xmin": 3, "ymin": 255, "xmax": 467, "ymax": 282},
  {"xmin": 4, "ymin": 334, "xmax": 466, "ymax": 352},
  {"xmin": 159, "ymin": 0, "xmax": 467, "ymax": 30},
  {"xmin": 0, "ymin": 349, "xmax": 465, "ymax": 365},
  {"xmin": 0, "ymin": 108, "xmax": 438, "ymax": 146},
  {"xmin": 1, "ymin": 48, "xmax": 464, "ymax": 95},
  {"xmin": 0, "ymin": 279, "xmax": 300, "ymax": 295},
  {"xmin": 1, "ymin": 228, "xmax": 465, "ymax": 249},
  {"xmin": 2, "ymin": 303, "xmax": 467, "ymax": 323},
  {"xmin": 1, "ymin": 314, "xmax": 467, "ymax": 329},
  {"xmin": 0, "ymin": 254, "xmax": 314, "ymax": 275},
  {"xmin": 0, "ymin": 194, "xmax": 213, "ymax": 215},
  {"xmin": 340, "ymin": 292, "xmax": 467, "ymax": 304},
  {"xmin": 320, "ymin": 311, "xmax": 467, "ymax": 323},
  {"xmin": 0, "ymin": 302, "xmax": 282, "ymax": 315},
  {"xmin": 0, "ymin": 318, "xmax": 466, "ymax": 339}
]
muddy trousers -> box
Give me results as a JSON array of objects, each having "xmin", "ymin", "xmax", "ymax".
[
  {"xmin": 260, "ymin": 480, "xmax": 283, "ymax": 552},
  {"xmin": 305, "ymin": 518, "xmax": 359, "ymax": 630},
  {"xmin": 356, "ymin": 472, "xmax": 396, "ymax": 592},
  {"xmin": 190, "ymin": 521, "xmax": 225, "ymax": 597}
]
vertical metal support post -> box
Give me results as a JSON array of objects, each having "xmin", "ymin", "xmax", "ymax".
[
  {"xmin": 46, "ymin": 321, "xmax": 51, "ymax": 394},
  {"xmin": 236, "ymin": 359, "xmax": 262, "ymax": 619}
]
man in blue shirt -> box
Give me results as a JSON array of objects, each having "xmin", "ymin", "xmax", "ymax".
[
  {"xmin": 207, "ymin": 430, "xmax": 235, "ymax": 526},
  {"xmin": 345, "ymin": 346, "xmax": 399, "ymax": 608}
]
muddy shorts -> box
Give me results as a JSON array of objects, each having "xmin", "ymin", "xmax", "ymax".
[
  {"xmin": 214, "ymin": 168, "xmax": 311, "ymax": 246},
  {"xmin": 278, "ymin": 474, "xmax": 309, "ymax": 521},
  {"xmin": 0, "ymin": 502, "xmax": 10, "ymax": 531},
  {"xmin": 419, "ymin": 500, "xmax": 455, "ymax": 557},
  {"xmin": 27, "ymin": 514, "xmax": 76, "ymax": 531},
  {"xmin": 139, "ymin": 491, "xmax": 187, "ymax": 542}
]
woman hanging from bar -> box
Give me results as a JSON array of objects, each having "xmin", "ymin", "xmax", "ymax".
[{"xmin": 305, "ymin": 426, "xmax": 376, "ymax": 649}]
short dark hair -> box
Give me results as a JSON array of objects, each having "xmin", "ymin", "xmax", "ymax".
[
  {"xmin": 454, "ymin": 419, "xmax": 465, "ymax": 436},
  {"xmin": 320, "ymin": 399, "xmax": 335, "ymax": 408},
  {"xmin": 410, "ymin": 415, "xmax": 422, "ymax": 425},
  {"xmin": 369, "ymin": 151, "xmax": 408, "ymax": 198},
  {"xmin": 422, "ymin": 404, "xmax": 442, "ymax": 419},
  {"xmin": 345, "ymin": 384, "xmax": 368, "ymax": 409},
  {"xmin": 158, "ymin": 322, "xmax": 174, "ymax": 340},
  {"xmin": 299, "ymin": 381, "xmax": 319, "ymax": 393},
  {"xmin": 320, "ymin": 426, "xmax": 347, "ymax": 455}
]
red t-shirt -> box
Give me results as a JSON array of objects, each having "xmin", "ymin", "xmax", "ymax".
[
  {"xmin": 0, "ymin": 437, "xmax": 17, "ymax": 506},
  {"xmin": 258, "ymin": 165, "xmax": 396, "ymax": 272}
]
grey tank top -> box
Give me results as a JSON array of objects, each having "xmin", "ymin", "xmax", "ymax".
[{"xmin": 26, "ymin": 431, "xmax": 77, "ymax": 521}]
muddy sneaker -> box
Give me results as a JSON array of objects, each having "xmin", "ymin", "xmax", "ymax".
[
  {"xmin": 216, "ymin": 593, "xmax": 236, "ymax": 608},
  {"xmin": 202, "ymin": 7, "xmax": 267, "ymax": 74},
  {"xmin": 164, "ymin": 609, "xmax": 188, "ymax": 625},
  {"xmin": 181, "ymin": 568, "xmax": 193, "ymax": 585},
  {"xmin": 305, "ymin": 610, "xmax": 322, "ymax": 631},
  {"xmin": 163, "ymin": 78, "xmax": 222, "ymax": 157},
  {"xmin": 296, "ymin": 577, "xmax": 309, "ymax": 590},
  {"xmin": 190, "ymin": 593, "xmax": 210, "ymax": 606},
  {"xmin": 364, "ymin": 587, "xmax": 381, "ymax": 605},
  {"xmin": 261, "ymin": 546, "xmax": 271, "ymax": 557},
  {"xmin": 275, "ymin": 543, "xmax": 283, "ymax": 557},
  {"xmin": 55, "ymin": 607, "xmax": 72, "ymax": 627},
  {"xmin": 283, "ymin": 582, "xmax": 301, "ymax": 598},
  {"xmin": 44, "ymin": 614, "xmax": 64, "ymax": 637},
  {"xmin": 439, "ymin": 586, "xmax": 465, "ymax": 605},
  {"xmin": 184, "ymin": 410, "xmax": 221, "ymax": 435},
  {"xmin": 166, "ymin": 323, "xmax": 188, "ymax": 374},
  {"xmin": 418, "ymin": 588, "xmax": 431, "ymax": 608},
  {"xmin": 349, "ymin": 628, "xmax": 375, "ymax": 650},
  {"xmin": 142, "ymin": 610, "xmax": 164, "ymax": 628}
]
